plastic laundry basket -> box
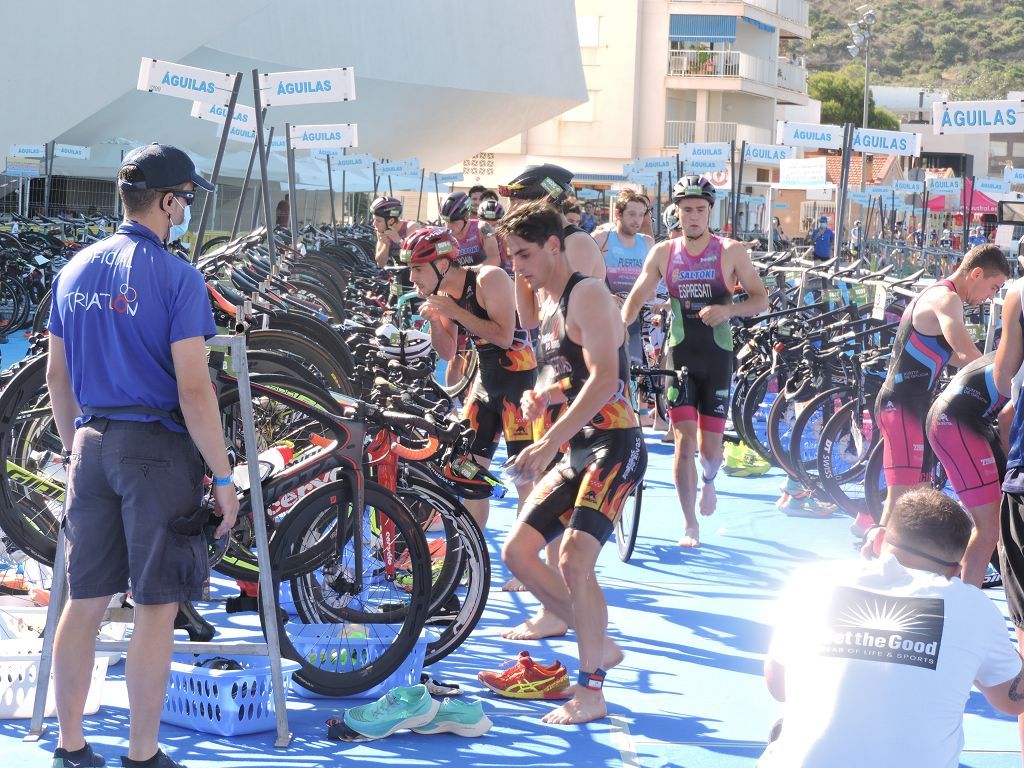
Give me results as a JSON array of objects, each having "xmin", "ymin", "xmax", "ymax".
[
  {"xmin": 290, "ymin": 624, "xmax": 431, "ymax": 700},
  {"xmin": 161, "ymin": 654, "xmax": 300, "ymax": 736},
  {"xmin": 0, "ymin": 639, "xmax": 114, "ymax": 719}
]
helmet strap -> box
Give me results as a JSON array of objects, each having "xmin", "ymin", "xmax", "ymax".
[{"xmin": 429, "ymin": 259, "xmax": 449, "ymax": 296}]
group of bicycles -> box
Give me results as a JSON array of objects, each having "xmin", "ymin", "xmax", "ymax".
[{"xmin": 0, "ymin": 209, "xmax": 1005, "ymax": 695}]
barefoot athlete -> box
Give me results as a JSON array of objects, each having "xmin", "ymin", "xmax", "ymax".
[
  {"xmin": 622, "ymin": 176, "xmax": 767, "ymax": 547},
  {"xmin": 862, "ymin": 244, "xmax": 1008, "ymax": 543},
  {"xmin": 498, "ymin": 163, "xmax": 603, "ymax": 613},
  {"xmin": 498, "ymin": 200, "xmax": 647, "ymax": 725},
  {"xmin": 402, "ymin": 227, "xmax": 537, "ymax": 532}
]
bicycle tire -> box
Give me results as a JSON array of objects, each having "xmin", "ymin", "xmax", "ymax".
[
  {"xmin": 247, "ymin": 329, "xmax": 352, "ymax": 395},
  {"xmin": 615, "ymin": 480, "xmax": 643, "ymax": 562},
  {"xmin": 787, "ymin": 386, "xmax": 857, "ymax": 489},
  {"xmin": 766, "ymin": 388, "xmax": 800, "ymax": 476},
  {"xmin": 740, "ymin": 369, "xmax": 781, "ymax": 463},
  {"xmin": 264, "ymin": 479, "xmax": 431, "ymax": 697},
  {"xmin": 816, "ymin": 399, "xmax": 875, "ymax": 516}
]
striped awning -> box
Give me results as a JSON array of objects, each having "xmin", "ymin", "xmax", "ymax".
[
  {"xmin": 575, "ymin": 172, "xmax": 627, "ymax": 182},
  {"xmin": 669, "ymin": 15, "xmax": 737, "ymax": 43},
  {"xmin": 741, "ymin": 16, "xmax": 776, "ymax": 34}
]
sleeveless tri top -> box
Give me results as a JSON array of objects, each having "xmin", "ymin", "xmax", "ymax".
[
  {"xmin": 453, "ymin": 268, "xmax": 536, "ymax": 375},
  {"xmin": 386, "ymin": 221, "xmax": 409, "ymax": 265},
  {"xmin": 604, "ymin": 231, "xmax": 648, "ymax": 295},
  {"xmin": 453, "ymin": 220, "xmax": 484, "ymax": 267},
  {"xmin": 536, "ymin": 272, "xmax": 638, "ymax": 432},
  {"xmin": 878, "ymin": 279, "xmax": 957, "ymax": 403},
  {"xmin": 664, "ymin": 234, "xmax": 733, "ymax": 351}
]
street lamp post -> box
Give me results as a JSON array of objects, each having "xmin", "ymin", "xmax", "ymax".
[{"xmin": 847, "ymin": 6, "xmax": 877, "ymax": 249}]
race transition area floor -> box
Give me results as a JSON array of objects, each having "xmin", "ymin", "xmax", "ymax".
[{"xmin": 0, "ymin": 395, "xmax": 1021, "ymax": 765}]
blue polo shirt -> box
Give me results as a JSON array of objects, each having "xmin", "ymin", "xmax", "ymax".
[
  {"xmin": 811, "ymin": 227, "xmax": 834, "ymax": 259},
  {"xmin": 47, "ymin": 221, "xmax": 216, "ymax": 432}
]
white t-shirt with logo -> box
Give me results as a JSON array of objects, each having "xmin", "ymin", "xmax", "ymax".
[{"xmin": 759, "ymin": 554, "xmax": 1021, "ymax": 768}]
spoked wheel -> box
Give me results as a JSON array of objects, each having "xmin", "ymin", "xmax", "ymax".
[{"xmin": 616, "ymin": 480, "xmax": 643, "ymax": 562}]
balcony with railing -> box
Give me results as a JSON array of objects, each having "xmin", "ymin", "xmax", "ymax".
[
  {"xmin": 669, "ymin": 0, "xmax": 809, "ymax": 28},
  {"xmin": 667, "ymin": 120, "xmax": 770, "ymax": 148},
  {"xmin": 776, "ymin": 58, "xmax": 807, "ymax": 94},
  {"xmin": 664, "ymin": 121, "xmax": 773, "ymax": 148}
]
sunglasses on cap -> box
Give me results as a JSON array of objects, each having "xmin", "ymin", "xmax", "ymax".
[{"xmin": 161, "ymin": 190, "xmax": 196, "ymax": 206}]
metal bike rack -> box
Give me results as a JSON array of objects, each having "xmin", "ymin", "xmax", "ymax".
[{"xmin": 24, "ymin": 333, "xmax": 293, "ymax": 749}]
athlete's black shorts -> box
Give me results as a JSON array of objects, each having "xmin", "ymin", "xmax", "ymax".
[
  {"xmin": 520, "ymin": 427, "xmax": 646, "ymax": 544},
  {"xmin": 462, "ymin": 367, "xmax": 537, "ymax": 460},
  {"xmin": 667, "ymin": 342, "xmax": 733, "ymax": 433}
]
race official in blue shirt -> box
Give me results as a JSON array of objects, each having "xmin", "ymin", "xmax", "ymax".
[
  {"xmin": 810, "ymin": 215, "xmax": 834, "ymax": 260},
  {"xmin": 46, "ymin": 144, "xmax": 238, "ymax": 768}
]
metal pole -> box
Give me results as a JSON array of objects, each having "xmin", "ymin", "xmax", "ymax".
[
  {"xmin": 416, "ymin": 170, "xmax": 426, "ymax": 222},
  {"xmin": 326, "ymin": 158, "xmax": 337, "ymax": 241},
  {"xmin": 655, "ymin": 171, "xmax": 663, "ymax": 238},
  {"xmin": 191, "ymin": 72, "xmax": 242, "ymax": 262},
  {"xmin": 372, "ymin": 162, "xmax": 379, "ymax": 196},
  {"xmin": 835, "ymin": 123, "xmax": 854, "ymax": 261},
  {"xmin": 730, "ymin": 140, "xmax": 740, "ymax": 236},
  {"xmin": 115, "ymin": 149, "xmax": 125, "ymax": 220},
  {"xmin": 964, "ymin": 176, "xmax": 976, "ymax": 252},
  {"xmin": 231, "ymin": 121, "xmax": 263, "ymax": 240},
  {"xmin": 340, "ymin": 149, "xmax": 347, "ymax": 234},
  {"xmin": 285, "ymin": 122, "xmax": 300, "ymax": 255},
  {"xmin": 251, "ymin": 126, "xmax": 274, "ymax": 231},
  {"xmin": 733, "ymin": 140, "xmax": 745, "ymax": 238},
  {"xmin": 388, "ymin": 173, "xmax": 393, "ymax": 197},
  {"xmin": 250, "ymin": 69, "xmax": 278, "ymax": 269},
  {"xmin": 434, "ymin": 175, "xmax": 442, "ymax": 222},
  {"xmin": 43, "ymin": 141, "xmax": 53, "ymax": 217},
  {"xmin": 921, "ymin": 188, "xmax": 930, "ymax": 265},
  {"xmin": 860, "ymin": 36, "xmax": 870, "ymax": 193}
]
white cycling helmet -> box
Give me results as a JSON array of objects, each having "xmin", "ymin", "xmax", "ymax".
[{"xmin": 375, "ymin": 324, "xmax": 433, "ymax": 360}]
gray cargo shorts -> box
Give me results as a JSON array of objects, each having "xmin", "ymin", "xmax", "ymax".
[{"xmin": 64, "ymin": 418, "xmax": 208, "ymax": 605}]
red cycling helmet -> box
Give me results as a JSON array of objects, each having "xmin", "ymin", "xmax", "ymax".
[
  {"xmin": 371, "ymin": 196, "xmax": 403, "ymax": 220},
  {"xmin": 477, "ymin": 198, "xmax": 505, "ymax": 222},
  {"xmin": 441, "ymin": 191, "xmax": 472, "ymax": 222},
  {"xmin": 399, "ymin": 227, "xmax": 459, "ymax": 265}
]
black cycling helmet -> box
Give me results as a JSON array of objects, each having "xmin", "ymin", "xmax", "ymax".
[
  {"xmin": 478, "ymin": 198, "xmax": 505, "ymax": 222},
  {"xmin": 672, "ymin": 175, "xmax": 716, "ymax": 206},
  {"xmin": 499, "ymin": 163, "xmax": 574, "ymax": 202},
  {"xmin": 441, "ymin": 191, "xmax": 472, "ymax": 222},
  {"xmin": 194, "ymin": 656, "xmax": 244, "ymax": 671},
  {"xmin": 662, "ymin": 204, "xmax": 681, "ymax": 232},
  {"xmin": 371, "ymin": 196, "xmax": 403, "ymax": 220}
]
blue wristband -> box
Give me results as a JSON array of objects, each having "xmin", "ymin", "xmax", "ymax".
[{"xmin": 212, "ymin": 475, "xmax": 233, "ymax": 487}]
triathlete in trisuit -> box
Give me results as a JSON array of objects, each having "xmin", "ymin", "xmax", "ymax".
[
  {"xmin": 442, "ymin": 191, "xmax": 500, "ymax": 268},
  {"xmin": 622, "ymin": 176, "xmax": 768, "ymax": 547},
  {"xmin": 862, "ymin": 245, "xmax": 1009, "ymax": 546},
  {"xmin": 477, "ymin": 198, "xmax": 511, "ymax": 276},
  {"xmin": 499, "ymin": 200, "xmax": 647, "ymax": 725},
  {"xmin": 925, "ymin": 350, "xmax": 1011, "ymax": 587},
  {"xmin": 593, "ymin": 188, "xmax": 653, "ymax": 365},
  {"xmin": 372, "ymin": 196, "xmax": 421, "ymax": 268},
  {"xmin": 498, "ymin": 163, "xmax": 606, "ymax": 605},
  {"xmin": 401, "ymin": 227, "xmax": 537, "ymax": 532}
]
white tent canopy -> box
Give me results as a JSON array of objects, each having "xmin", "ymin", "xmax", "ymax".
[{"xmin": 2, "ymin": 0, "xmax": 586, "ymax": 182}]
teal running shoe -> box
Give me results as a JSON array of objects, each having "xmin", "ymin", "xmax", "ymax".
[
  {"xmin": 412, "ymin": 698, "xmax": 493, "ymax": 737},
  {"xmin": 343, "ymin": 684, "xmax": 439, "ymax": 739}
]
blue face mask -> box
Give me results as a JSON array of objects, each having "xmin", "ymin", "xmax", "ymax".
[{"xmin": 168, "ymin": 197, "xmax": 191, "ymax": 243}]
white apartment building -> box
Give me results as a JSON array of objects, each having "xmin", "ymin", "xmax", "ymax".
[{"xmin": 449, "ymin": 0, "xmax": 810, "ymax": 229}]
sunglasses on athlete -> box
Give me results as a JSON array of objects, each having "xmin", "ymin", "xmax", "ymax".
[{"xmin": 160, "ymin": 190, "xmax": 196, "ymax": 206}]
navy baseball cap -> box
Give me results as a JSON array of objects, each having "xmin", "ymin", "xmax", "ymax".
[
  {"xmin": 819, "ymin": 215, "xmax": 828, "ymax": 223},
  {"xmin": 119, "ymin": 143, "xmax": 214, "ymax": 192}
]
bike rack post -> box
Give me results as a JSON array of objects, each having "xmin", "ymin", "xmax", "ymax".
[
  {"xmin": 25, "ymin": 334, "xmax": 293, "ymax": 748},
  {"xmin": 251, "ymin": 69, "xmax": 277, "ymax": 270},
  {"xmin": 230, "ymin": 115, "xmax": 265, "ymax": 241},
  {"xmin": 327, "ymin": 157, "xmax": 337, "ymax": 243},
  {"xmin": 192, "ymin": 73, "xmax": 243, "ymax": 264},
  {"xmin": 285, "ymin": 122, "xmax": 299, "ymax": 255}
]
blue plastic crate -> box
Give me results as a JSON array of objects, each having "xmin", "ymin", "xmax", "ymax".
[
  {"xmin": 162, "ymin": 654, "xmax": 300, "ymax": 736},
  {"xmin": 290, "ymin": 624, "xmax": 431, "ymax": 700}
]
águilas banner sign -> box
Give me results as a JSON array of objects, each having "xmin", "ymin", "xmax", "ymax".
[
  {"xmin": 777, "ymin": 121, "xmax": 844, "ymax": 150},
  {"xmin": 742, "ymin": 143, "xmax": 795, "ymax": 166},
  {"xmin": 137, "ymin": 58, "xmax": 235, "ymax": 106},
  {"xmin": 932, "ymin": 99, "xmax": 1024, "ymax": 135},
  {"xmin": 55, "ymin": 144, "xmax": 90, "ymax": 160},
  {"xmin": 9, "ymin": 144, "xmax": 46, "ymax": 158},
  {"xmin": 851, "ymin": 128, "xmax": 922, "ymax": 157},
  {"xmin": 190, "ymin": 101, "xmax": 258, "ymax": 126},
  {"xmin": 778, "ymin": 156, "xmax": 828, "ymax": 188},
  {"xmin": 288, "ymin": 123, "xmax": 359, "ymax": 150},
  {"xmin": 260, "ymin": 68, "xmax": 356, "ymax": 107}
]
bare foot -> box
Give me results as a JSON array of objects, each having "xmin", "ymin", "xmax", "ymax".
[
  {"xmin": 501, "ymin": 610, "xmax": 569, "ymax": 640},
  {"xmin": 501, "ymin": 577, "xmax": 528, "ymax": 592},
  {"xmin": 542, "ymin": 686, "xmax": 607, "ymax": 725},
  {"xmin": 678, "ymin": 525, "xmax": 700, "ymax": 548},
  {"xmin": 699, "ymin": 481, "xmax": 717, "ymax": 517}
]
